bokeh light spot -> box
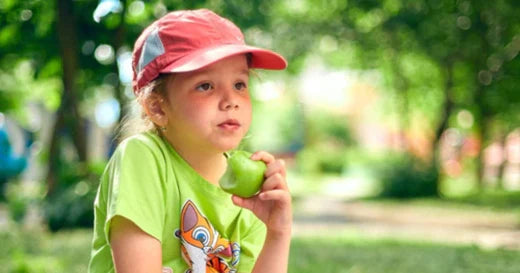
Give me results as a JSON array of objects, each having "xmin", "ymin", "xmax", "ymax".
[{"xmin": 94, "ymin": 44, "xmax": 115, "ymax": 65}]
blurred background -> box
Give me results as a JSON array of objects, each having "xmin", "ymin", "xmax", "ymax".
[{"xmin": 1, "ymin": 0, "xmax": 520, "ymax": 272}]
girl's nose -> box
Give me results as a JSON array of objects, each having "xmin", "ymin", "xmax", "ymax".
[
  {"xmin": 221, "ymin": 100, "xmax": 239, "ymax": 110},
  {"xmin": 219, "ymin": 88, "xmax": 240, "ymax": 110}
]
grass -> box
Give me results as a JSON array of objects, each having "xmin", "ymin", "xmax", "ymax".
[
  {"xmin": 0, "ymin": 227, "xmax": 92, "ymax": 273},
  {"xmin": 1, "ymin": 227, "xmax": 519, "ymax": 273},
  {"xmin": 447, "ymin": 190, "xmax": 520, "ymax": 210},
  {"xmin": 1, "ymin": 188, "xmax": 519, "ymax": 272},
  {"xmin": 290, "ymin": 234, "xmax": 520, "ymax": 273},
  {"xmin": 358, "ymin": 189, "xmax": 520, "ymax": 217}
]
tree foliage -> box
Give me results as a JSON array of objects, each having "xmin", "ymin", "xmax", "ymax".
[{"xmin": 1, "ymin": 0, "xmax": 519, "ymax": 216}]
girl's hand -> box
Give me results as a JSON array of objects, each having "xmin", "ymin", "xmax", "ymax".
[{"xmin": 231, "ymin": 151, "xmax": 292, "ymax": 235}]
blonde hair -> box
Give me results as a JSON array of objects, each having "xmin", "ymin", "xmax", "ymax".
[{"xmin": 116, "ymin": 74, "xmax": 169, "ymax": 142}]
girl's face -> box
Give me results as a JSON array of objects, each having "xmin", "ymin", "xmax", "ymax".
[{"xmin": 161, "ymin": 55, "xmax": 252, "ymax": 154}]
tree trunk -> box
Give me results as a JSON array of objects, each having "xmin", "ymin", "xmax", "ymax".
[
  {"xmin": 113, "ymin": 0, "xmax": 128, "ymax": 126},
  {"xmin": 57, "ymin": 0, "xmax": 86, "ymax": 161},
  {"xmin": 473, "ymin": 12, "xmax": 492, "ymax": 191},
  {"xmin": 496, "ymin": 131, "xmax": 507, "ymax": 189},
  {"xmin": 46, "ymin": 96, "xmax": 66, "ymax": 195},
  {"xmin": 431, "ymin": 61, "xmax": 455, "ymax": 194},
  {"xmin": 474, "ymin": 86, "xmax": 491, "ymax": 190},
  {"xmin": 475, "ymin": 125, "xmax": 487, "ymax": 190},
  {"xmin": 433, "ymin": 62, "xmax": 454, "ymax": 151},
  {"xmin": 46, "ymin": 0, "xmax": 85, "ymax": 195}
]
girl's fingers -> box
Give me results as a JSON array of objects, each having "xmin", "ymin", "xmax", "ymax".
[
  {"xmin": 259, "ymin": 189, "xmax": 291, "ymax": 204},
  {"xmin": 251, "ymin": 151, "xmax": 287, "ymax": 179},
  {"xmin": 231, "ymin": 195, "xmax": 257, "ymax": 211},
  {"xmin": 261, "ymin": 173, "xmax": 286, "ymax": 192},
  {"xmin": 265, "ymin": 159, "xmax": 286, "ymax": 178},
  {"xmin": 250, "ymin": 151, "xmax": 275, "ymax": 164}
]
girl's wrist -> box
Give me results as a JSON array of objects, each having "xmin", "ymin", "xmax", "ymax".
[{"xmin": 266, "ymin": 225, "xmax": 292, "ymax": 240}]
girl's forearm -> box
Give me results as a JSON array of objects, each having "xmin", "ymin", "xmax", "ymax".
[{"xmin": 251, "ymin": 229, "xmax": 292, "ymax": 273}]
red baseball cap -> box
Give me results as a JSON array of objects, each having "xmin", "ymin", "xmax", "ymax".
[{"xmin": 132, "ymin": 9, "xmax": 288, "ymax": 93}]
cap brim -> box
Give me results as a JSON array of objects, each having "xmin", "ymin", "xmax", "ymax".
[{"xmin": 160, "ymin": 44, "xmax": 287, "ymax": 73}]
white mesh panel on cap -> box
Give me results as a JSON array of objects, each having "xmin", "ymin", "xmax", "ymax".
[{"xmin": 138, "ymin": 26, "xmax": 165, "ymax": 74}]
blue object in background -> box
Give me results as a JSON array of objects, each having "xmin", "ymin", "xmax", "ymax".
[
  {"xmin": 0, "ymin": 112, "xmax": 34, "ymax": 199},
  {"xmin": 0, "ymin": 126, "xmax": 28, "ymax": 180},
  {"xmin": 93, "ymin": 0, "xmax": 122, "ymax": 23}
]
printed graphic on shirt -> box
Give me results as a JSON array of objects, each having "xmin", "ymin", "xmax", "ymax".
[
  {"xmin": 175, "ymin": 200, "xmax": 240, "ymax": 273},
  {"xmin": 162, "ymin": 267, "xmax": 173, "ymax": 273}
]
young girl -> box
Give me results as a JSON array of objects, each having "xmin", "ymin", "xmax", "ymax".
[{"xmin": 88, "ymin": 9, "xmax": 292, "ymax": 273}]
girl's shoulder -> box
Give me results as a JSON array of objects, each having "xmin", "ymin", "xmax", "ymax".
[
  {"xmin": 110, "ymin": 132, "xmax": 172, "ymax": 167},
  {"xmin": 117, "ymin": 132, "xmax": 166, "ymax": 154},
  {"xmin": 106, "ymin": 132, "xmax": 171, "ymax": 174}
]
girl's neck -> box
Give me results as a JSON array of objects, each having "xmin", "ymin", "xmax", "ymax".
[{"xmin": 164, "ymin": 136, "xmax": 227, "ymax": 185}]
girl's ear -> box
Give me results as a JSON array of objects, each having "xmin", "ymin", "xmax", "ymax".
[{"xmin": 143, "ymin": 93, "xmax": 168, "ymax": 127}]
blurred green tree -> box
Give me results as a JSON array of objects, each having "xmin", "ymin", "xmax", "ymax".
[
  {"xmin": 266, "ymin": 0, "xmax": 520, "ymax": 195},
  {"xmin": 380, "ymin": 0, "xmax": 520, "ymax": 190}
]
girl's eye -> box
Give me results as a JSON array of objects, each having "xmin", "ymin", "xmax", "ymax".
[
  {"xmin": 234, "ymin": 82, "xmax": 247, "ymax": 91},
  {"xmin": 196, "ymin": 83, "xmax": 213, "ymax": 92}
]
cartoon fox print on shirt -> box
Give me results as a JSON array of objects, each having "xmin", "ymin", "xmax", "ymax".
[{"xmin": 175, "ymin": 200, "xmax": 240, "ymax": 273}]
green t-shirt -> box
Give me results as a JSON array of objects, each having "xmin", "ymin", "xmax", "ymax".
[{"xmin": 88, "ymin": 132, "xmax": 266, "ymax": 273}]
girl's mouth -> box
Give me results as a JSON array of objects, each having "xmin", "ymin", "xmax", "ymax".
[{"xmin": 218, "ymin": 119, "xmax": 241, "ymax": 130}]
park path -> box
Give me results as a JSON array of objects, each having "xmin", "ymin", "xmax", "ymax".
[
  {"xmin": 1, "ymin": 192, "xmax": 519, "ymax": 250},
  {"xmin": 292, "ymin": 195, "xmax": 520, "ymax": 250}
]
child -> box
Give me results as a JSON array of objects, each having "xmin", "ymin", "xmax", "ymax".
[{"xmin": 88, "ymin": 9, "xmax": 292, "ymax": 273}]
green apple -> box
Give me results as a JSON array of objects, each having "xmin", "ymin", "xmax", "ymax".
[{"xmin": 219, "ymin": 150, "xmax": 267, "ymax": 197}]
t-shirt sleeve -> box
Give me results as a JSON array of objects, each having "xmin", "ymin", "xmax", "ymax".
[
  {"xmin": 104, "ymin": 136, "xmax": 166, "ymax": 243},
  {"xmin": 238, "ymin": 216, "xmax": 267, "ymax": 272}
]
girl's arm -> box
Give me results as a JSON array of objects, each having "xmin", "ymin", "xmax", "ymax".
[
  {"xmin": 249, "ymin": 227, "xmax": 291, "ymax": 273},
  {"xmin": 110, "ymin": 216, "xmax": 163, "ymax": 273},
  {"xmin": 232, "ymin": 151, "xmax": 292, "ymax": 273}
]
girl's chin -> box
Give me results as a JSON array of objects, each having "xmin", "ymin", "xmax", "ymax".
[{"xmin": 213, "ymin": 140, "xmax": 243, "ymax": 152}]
